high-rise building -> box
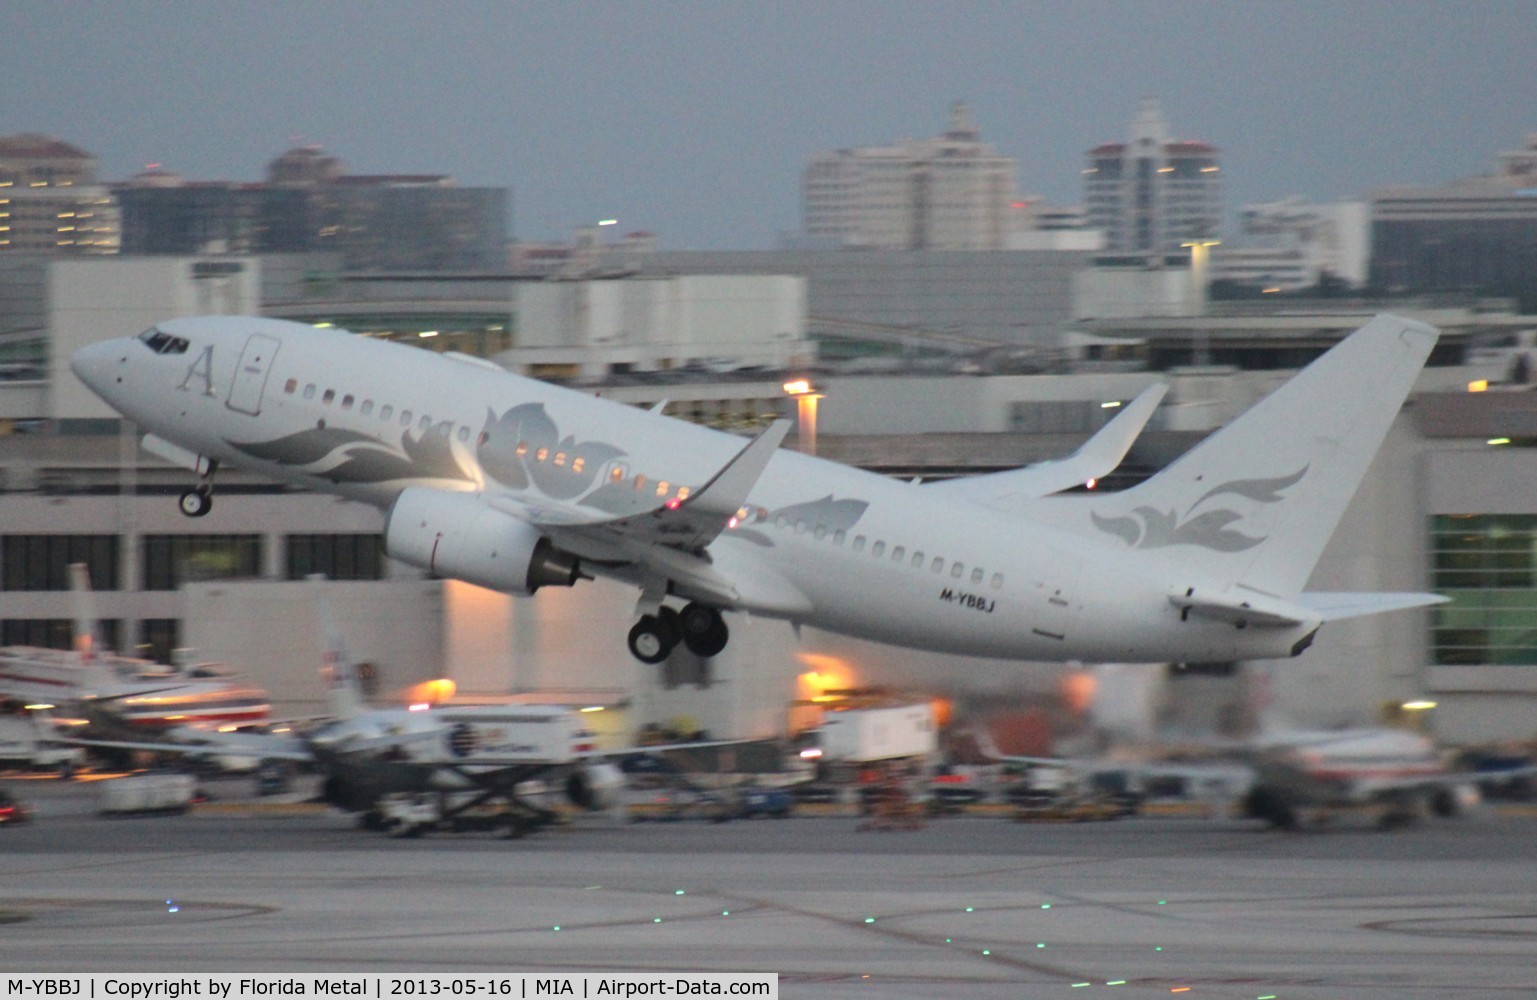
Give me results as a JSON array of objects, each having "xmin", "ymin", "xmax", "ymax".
[
  {"xmin": 1083, "ymin": 99, "xmax": 1222, "ymax": 255},
  {"xmin": 116, "ymin": 146, "xmax": 507, "ymax": 272},
  {"xmin": 0, "ymin": 134, "xmax": 119, "ymax": 255},
  {"xmin": 802, "ymin": 103, "xmax": 1020, "ymax": 250},
  {"xmin": 1370, "ymin": 133, "xmax": 1537, "ymax": 308}
]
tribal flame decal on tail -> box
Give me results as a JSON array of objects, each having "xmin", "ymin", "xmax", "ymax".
[{"xmin": 1092, "ymin": 466, "xmax": 1308, "ymax": 552}]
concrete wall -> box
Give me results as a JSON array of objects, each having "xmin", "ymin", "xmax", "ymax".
[
  {"xmin": 508, "ymin": 275, "xmax": 808, "ymax": 374},
  {"xmin": 183, "ymin": 579, "xmax": 444, "ymax": 718}
]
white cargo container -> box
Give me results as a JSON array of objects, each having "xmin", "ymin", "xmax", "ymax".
[
  {"xmin": 99, "ymin": 773, "xmax": 197, "ymax": 815},
  {"xmin": 818, "ymin": 703, "xmax": 938, "ymax": 763}
]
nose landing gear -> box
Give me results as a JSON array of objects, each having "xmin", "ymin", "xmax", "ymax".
[
  {"xmin": 626, "ymin": 602, "xmax": 729, "ymax": 663},
  {"xmin": 177, "ymin": 458, "xmax": 219, "ymax": 518}
]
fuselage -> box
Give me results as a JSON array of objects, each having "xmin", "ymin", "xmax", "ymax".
[{"xmin": 71, "ymin": 316, "xmax": 1318, "ymax": 663}]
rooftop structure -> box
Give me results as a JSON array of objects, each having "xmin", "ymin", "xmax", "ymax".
[
  {"xmin": 803, "ymin": 103, "xmax": 1021, "ymax": 250},
  {"xmin": 1083, "ymin": 99, "xmax": 1222, "ymax": 255},
  {"xmin": 0, "ymin": 134, "xmax": 118, "ymax": 255}
]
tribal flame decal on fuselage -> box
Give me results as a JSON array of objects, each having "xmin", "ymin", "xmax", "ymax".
[
  {"xmin": 229, "ymin": 423, "xmax": 473, "ymax": 486},
  {"xmin": 1091, "ymin": 466, "xmax": 1308, "ymax": 552}
]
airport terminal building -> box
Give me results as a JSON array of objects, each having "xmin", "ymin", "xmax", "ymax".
[{"xmin": 1, "ymin": 252, "xmax": 1535, "ymax": 748}]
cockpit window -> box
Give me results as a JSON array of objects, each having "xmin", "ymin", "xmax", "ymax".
[{"xmin": 136, "ymin": 328, "xmax": 189, "ymax": 355}]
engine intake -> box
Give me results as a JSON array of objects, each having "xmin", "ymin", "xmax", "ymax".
[{"xmin": 384, "ymin": 487, "xmax": 584, "ymax": 595}]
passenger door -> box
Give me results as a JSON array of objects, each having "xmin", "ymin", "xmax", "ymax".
[{"xmin": 226, "ymin": 333, "xmax": 281, "ymax": 416}]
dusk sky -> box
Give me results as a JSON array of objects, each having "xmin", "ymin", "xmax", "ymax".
[{"xmin": 5, "ymin": 1, "xmax": 1533, "ymax": 249}]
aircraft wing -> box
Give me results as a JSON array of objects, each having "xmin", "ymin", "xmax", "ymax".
[
  {"xmin": 486, "ymin": 419, "xmax": 791, "ymax": 552},
  {"xmin": 923, "ymin": 384, "xmax": 1166, "ymax": 506},
  {"xmin": 72, "ymin": 732, "xmax": 313, "ymax": 763},
  {"xmin": 479, "ymin": 419, "xmax": 808, "ymax": 615}
]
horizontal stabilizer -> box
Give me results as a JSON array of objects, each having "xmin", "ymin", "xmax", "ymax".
[
  {"xmin": 925, "ymin": 383, "xmax": 1166, "ymax": 505},
  {"xmin": 1169, "ymin": 588, "xmax": 1317, "ymax": 628},
  {"xmin": 1294, "ymin": 591, "xmax": 1449, "ymax": 621}
]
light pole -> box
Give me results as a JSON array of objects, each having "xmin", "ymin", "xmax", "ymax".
[
  {"xmin": 782, "ymin": 379, "xmax": 823, "ymax": 455},
  {"xmin": 1181, "ymin": 238, "xmax": 1221, "ymax": 313}
]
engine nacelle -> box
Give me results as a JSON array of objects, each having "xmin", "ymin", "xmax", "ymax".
[
  {"xmin": 1431, "ymin": 782, "xmax": 1480, "ymax": 818},
  {"xmin": 566, "ymin": 761, "xmax": 625, "ymax": 812},
  {"xmin": 384, "ymin": 487, "xmax": 583, "ymax": 596}
]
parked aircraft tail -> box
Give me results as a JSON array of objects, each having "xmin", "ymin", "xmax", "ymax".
[
  {"xmin": 309, "ymin": 577, "xmax": 365, "ymax": 720},
  {"xmin": 1035, "ymin": 314, "xmax": 1439, "ymax": 598},
  {"xmin": 65, "ymin": 562, "xmax": 130, "ymax": 694}
]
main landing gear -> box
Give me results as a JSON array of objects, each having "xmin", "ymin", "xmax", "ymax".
[
  {"xmin": 627, "ymin": 602, "xmax": 729, "ymax": 663},
  {"xmin": 177, "ymin": 458, "xmax": 218, "ymax": 518}
]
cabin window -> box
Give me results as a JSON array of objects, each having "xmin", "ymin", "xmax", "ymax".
[
  {"xmin": 673, "ymin": 485, "xmax": 687, "ymax": 499},
  {"xmin": 795, "ymin": 520, "xmax": 808, "ymax": 534},
  {"xmin": 872, "ymin": 541, "xmax": 886, "ymax": 557},
  {"xmin": 951, "ymin": 562, "xmax": 964, "ymax": 578},
  {"xmin": 656, "ymin": 481, "xmax": 670, "ymax": 497},
  {"xmin": 380, "ymin": 405, "xmax": 393, "ymax": 420},
  {"xmin": 755, "ymin": 507, "xmax": 769, "ymax": 523},
  {"xmin": 609, "ymin": 465, "xmax": 625, "ymax": 483},
  {"xmin": 852, "ymin": 534, "xmax": 865, "ymax": 552},
  {"xmin": 341, "ymin": 394, "xmax": 354, "ymax": 411},
  {"xmin": 418, "ymin": 416, "xmax": 431, "ymax": 432},
  {"xmin": 634, "ymin": 474, "xmax": 647, "ymax": 491},
  {"xmin": 971, "ymin": 567, "xmax": 984, "ymax": 584},
  {"xmin": 572, "ymin": 457, "xmax": 586, "ymax": 474},
  {"xmin": 457, "ymin": 426, "xmax": 470, "ymax": 444},
  {"xmin": 813, "ymin": 525, "xmax": 827, "ymax": 541},
  {"xmin": 400, "ymin": 410, "xmax": 412, "ymax": 426},
  {"xmin": 774, "ymin": 513, "xmax": 787, "ymax": 528},
  {"xmin": 535, "ymin": 447, "xmax": 549, "ymax": 462},
  {"xmin": 553, "ymin": 451, "xmax": 567, "ymax": 467},
  {"xmin": 361, "ymin": 401, "xmax": 373, "ymax": 416},
  {"xmin": 991, "ymin": 572, "xmax": 1004, "ymax": 589},
  {"xmin": 912, "ymin": 551, "xmax": 924, "ymax": 568},
  {"xmin": 933, "ymin": 557, "xmax": 945, "ymax": 574},
  {"xmin": 303, "ymin": 384, "xmax": 316, "ymax": 400},
  {"xmin": 322, "ymin": 389, "xmax": 335, "ymax": 405},
  {"xmin": 515, "ymin": 441, "xmax": 528, "ymax": 456},
  {"xmin": 892, "ymin": 546, "xmax": 905, "ymax": 562},
  {"xmin": 833, "ymin": 529, "xmax": 846, "ymax": 545},
  {"xmin": 284, "ymin": 378, "xmax": 297, "ymax": 394}
]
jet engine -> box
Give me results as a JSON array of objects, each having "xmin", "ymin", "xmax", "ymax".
[
  {"xmin": 384, "ymin": 487, "xmax": 584, "ymax": 596},
  {"xmin": 1431, "ymin": 782, "xmax": 1480, "ymax": 818},
  {"xmin": 565, "ymin": 761, "xmax": 625, "ymax": 812}
]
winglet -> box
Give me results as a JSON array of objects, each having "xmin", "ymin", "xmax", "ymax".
[
  {"xmin": 638, "ymin": 419, "xmax": 790, "ymax": 551},
  {"xmin": 925, "ymin": 383, "xmax": 1166, "ymax": 506},
  {"xmin": 685, "ymin": 419, "xmax": 791, "ymax": 521}
]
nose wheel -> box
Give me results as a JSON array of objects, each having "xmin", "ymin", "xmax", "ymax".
[
  {"xmin": 177, "ymin": 457, "xmax": 219, "ymax": 518},
  {"xmin": 178, "ymin": 486, "xmax": 212, "ymax": 518},
  {"xmin": 626, "ymin": 603, "xmax": 729, "ymax": 663}
]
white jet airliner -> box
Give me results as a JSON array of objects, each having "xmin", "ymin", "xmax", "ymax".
[{"xmin": 70, "ymin": 313, "xmax": 1444, "ymax": 665}]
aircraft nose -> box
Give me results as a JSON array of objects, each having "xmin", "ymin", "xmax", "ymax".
[{"xmin": 70, "ymin": 338, "xmax": 128, "ymax": 393}]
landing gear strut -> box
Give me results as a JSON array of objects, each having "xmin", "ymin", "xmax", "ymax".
[
  {"xmin": 626, "ymin": 602, "xmax": 729, "ymax": 663},
  {"xmin": 177, "ymin": 458, "xmax": 218, "ymax": 518}
]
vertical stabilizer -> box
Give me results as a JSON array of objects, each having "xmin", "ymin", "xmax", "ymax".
[
  {"xmin": 1042, "ymin": 315, "xmax": 1438, "ymax": 596},
  {"xmin": 309, "ymin": 577, "xmax": 364, "ymax": 720},
  {"xmin": 66, "ymin": 562, "xmax": 121, "ymax": 693}
]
